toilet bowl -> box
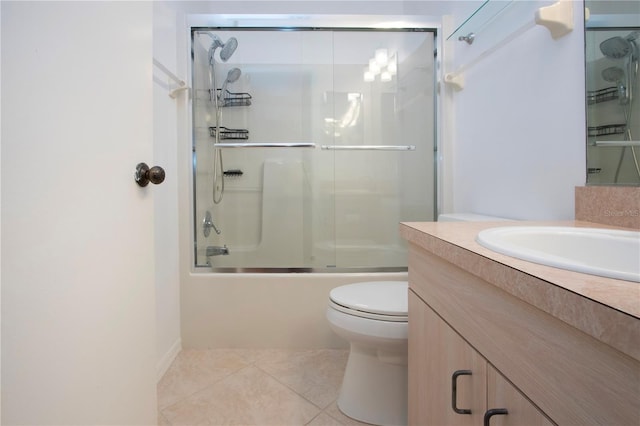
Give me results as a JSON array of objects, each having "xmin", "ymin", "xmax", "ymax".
[{"xmin": 326, "ymin": 281, "xmax": 408, "ymax": 426}]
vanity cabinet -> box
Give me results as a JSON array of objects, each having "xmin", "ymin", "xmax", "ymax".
[
  {"xmin": 406, "ymin": 242, "xmax": 640, "ymax": 426},
  {"xmin": 409, "ymin": 291, "xmax": 553, "ymax": 426}
]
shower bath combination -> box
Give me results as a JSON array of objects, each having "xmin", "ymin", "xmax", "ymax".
[
  {"xmin": 197, "ymin": 31, "xmax": 241, "ymax": 204},
  {"xmin": 191, "ymin": 28, "xmax": 437, "ymax": 271},
  {"xmin": 599, "ymin": 31, "xmax": 640, "ymax": 181}
]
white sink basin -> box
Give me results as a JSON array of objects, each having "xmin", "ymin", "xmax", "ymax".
[{"xmin": 476, "ymin": 226, "xmax": 640, "ymax": 282}]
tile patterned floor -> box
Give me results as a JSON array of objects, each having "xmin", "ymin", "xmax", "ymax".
[{"xmin": 157, "ymin": 349, "xmax": 372, "ymax": 426}]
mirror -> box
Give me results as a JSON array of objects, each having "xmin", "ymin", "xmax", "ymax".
[{"xmin": 585, "ymin": 1, "xmax": 640, "ymax": 185}]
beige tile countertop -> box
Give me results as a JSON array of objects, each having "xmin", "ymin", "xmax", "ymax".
[{"xmin": 400, "ymin": 220, "xmax": 640, "ymax": 362}]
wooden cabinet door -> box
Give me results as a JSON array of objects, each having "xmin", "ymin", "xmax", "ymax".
[
  {"xmin": 486, "ymin": 365, "xmax": 555, "ymax": 426},
  {"xmin": 409, "ymin": 291, "xmax": 486, "ymax": 425}
]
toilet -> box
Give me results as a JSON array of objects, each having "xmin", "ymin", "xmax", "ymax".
[
  {"xmin": 327, "ymin": 214, "xmax": 512, "ymax": 425},
  {"xmin": 326, "ymin": 281, "xmax": 408, "ymax": 426}
]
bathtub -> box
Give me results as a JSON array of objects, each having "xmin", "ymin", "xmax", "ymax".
[{"xmin": 181, "ymin": 270, "xmax": 408, "ymax": 349}]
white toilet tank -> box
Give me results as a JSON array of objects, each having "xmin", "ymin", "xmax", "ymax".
[{"xmin": 438, "ymin": 213, "xmax": 513, "ymax": 222}]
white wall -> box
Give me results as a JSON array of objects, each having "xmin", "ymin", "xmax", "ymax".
[
  {"xmin": 444, "ymin": 0, "xmax": 586, "ymax": 219},
  {"xmin": 153, "ymin": 2, "xmax": 184, "ymax": 379}
]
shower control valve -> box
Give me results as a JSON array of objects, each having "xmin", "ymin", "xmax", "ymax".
[{"xmin": 203, "ymin": 211, "xmax": 221, "ymax": 237}]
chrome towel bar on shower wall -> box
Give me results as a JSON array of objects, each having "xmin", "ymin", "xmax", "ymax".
[
  {"xmin": 214, "ymin": 142, "xmax": 316, "ymax": 148},
  {"xmin": 213, "ymin": 143, "xmax": 415, "ymax": 150},
  {"xmin": 321, "ymin": 145, "xmax": 416, "ymax": 151}
]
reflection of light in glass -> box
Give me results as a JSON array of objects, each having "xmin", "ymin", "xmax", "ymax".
[
  {"xmin": 323, "ymin": 117, "xmax": 340, "ymax": 137},
  {"xmin": 369, "ymin": 58, "xmax": 380, "ymax": 74},
  {"xmin": 340, "ymin": 93, "xmax": 362, "ymax": 128},
  {"xmin": 364, "ymin": 50, "xmax": 396, "ymax": 82},
  {"xmin": 375, "ymin": 48, "xmax": 388, "ymax": 66},
  {"xmin": 388, "ymin": 55, "xmax": 397, "ymax": 75},
  {"xmin": 364, "ymin": 67, "xmax": 374, "ymax": 82}
]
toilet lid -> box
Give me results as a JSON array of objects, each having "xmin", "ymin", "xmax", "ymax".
[{"xmin": 329, "ymin": 281, "xmax": 408, "ymax": 317}]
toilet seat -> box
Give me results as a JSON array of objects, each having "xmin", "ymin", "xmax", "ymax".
[{"xmin": 329, "ymin": 281, "xmax": 408, "ymax": 322}]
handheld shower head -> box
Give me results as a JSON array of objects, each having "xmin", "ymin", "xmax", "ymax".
[
  {"xmin": 219, "ymin": 68, "xmax": 242, "ymax": 104},
  {"xmin": 225, "ymin": 67, "xmax": 242, "ymax": 84}
]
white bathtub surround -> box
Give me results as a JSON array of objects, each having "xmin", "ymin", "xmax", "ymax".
[{"xmin": 180, "ymin": 272, "xmax": 408, "ymax": 349}]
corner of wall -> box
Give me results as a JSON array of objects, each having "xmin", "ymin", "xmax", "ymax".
[{"xmin": 157, "ymin": 338, "xmax": 182, "ymax": 382}]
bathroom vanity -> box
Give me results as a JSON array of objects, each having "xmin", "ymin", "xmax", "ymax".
[{"xmin": 400, "ymin": 221, "xmax": 639, "ymax": 426}]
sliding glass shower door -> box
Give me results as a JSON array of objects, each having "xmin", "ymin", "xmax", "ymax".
[{"xmin": 192, "ymin": 28, "xmax": 436, "ymax": 271}]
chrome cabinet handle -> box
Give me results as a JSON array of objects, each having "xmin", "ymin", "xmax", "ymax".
[
  {"xmin": 451, "ymin": 370, "xmax": 472, "ymax": 415},
  {"xmin": 135, "ymin": 163, "xmax": 165, "ymax": 187},
  {"xmin": 483, "ymin": 408, "xmax": 508, "ymax": 426}
]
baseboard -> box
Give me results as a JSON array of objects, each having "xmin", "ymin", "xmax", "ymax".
[{"xmin": 156, "ymin": 338, "xmax": 182, "ymax": 382}]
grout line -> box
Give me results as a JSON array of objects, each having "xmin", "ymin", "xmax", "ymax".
[
  {"xmin": 157, "ymin": 351, "xmax": 254, "ymax": 412},
  {"xmin": 159, "ymin": 349, "xmax": 350, "ymax": 425}
]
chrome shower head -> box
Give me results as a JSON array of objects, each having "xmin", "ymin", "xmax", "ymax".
[
  {"xmin": 199, "ymin": 32, "xmax": 238, "ymax": 63},
  {"xmin": 219, "ymin": 37, "xmax": 238, "ymax": 62},
  {"xmin": 225, "ymin": 67, "xmax": 242, "ymax": 84},
  {"xmin": 219, "ymin": 68, "xmax": 242, "ymax": 102}
]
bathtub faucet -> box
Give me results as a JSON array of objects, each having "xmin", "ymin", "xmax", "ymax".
[{"xmin": 206, "ymin": 245, "xmax": 229, "ymax": 256}]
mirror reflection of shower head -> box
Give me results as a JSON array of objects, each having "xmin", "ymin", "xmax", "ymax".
[
  {"xmin": 600, "ymin": 36, "xmax": 634, "ymax": 59},
  {"xmin": 602, "ymin": 66, "xmax": 625, "ymax": 82},
  {"xmin": 602, "ymin": 66, "xmax": 629, "ymax": 104}
]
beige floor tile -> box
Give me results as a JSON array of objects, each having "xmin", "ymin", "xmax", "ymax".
[
  {"xmin": 157, "ymin": 349, "xmax": 250, "ymax": 409},
  {"xmin": 256, "ymin": 349, "xmax": 349, "ymax": 409},
  {"xmin": 323, "ymin": 401, "xmax": 374, "ymax": 426},
  {"xmin": 306, "ymin": 411, "xmax": 346, "ymax": 426},
  {"xmin": 162, "ymin": 365, "xmax": 321, "ymax": 426},
  {"xmin": 158, "ymin": 410, "xmax": 173, "ymax": 426}
]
